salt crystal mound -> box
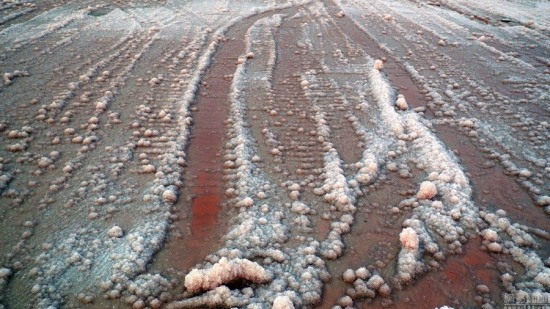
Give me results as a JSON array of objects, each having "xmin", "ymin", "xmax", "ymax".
[
  {"xmin": 184, "ymin": 257, "xmax": 273, "ymax": 293},
  {"xmin": 399, "ymin": 227, "xmax": 419, "ymax": 251}
]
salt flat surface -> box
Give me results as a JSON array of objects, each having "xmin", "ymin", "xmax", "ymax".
[{"xmin": 0, "ymin": 0, "xmax": 548, "ymax": 308}]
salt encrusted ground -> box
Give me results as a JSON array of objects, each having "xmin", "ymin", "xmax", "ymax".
[{"xmin": 0, "ymin": 0, "xmax": 548, "ymax": 308}]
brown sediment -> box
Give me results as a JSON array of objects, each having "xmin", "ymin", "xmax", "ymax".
[
  {"xmin": 191, "ymin": 191, "xmax": 221, "ymax": 238},
  {"xmin": 186, "ymin": 77, "xmax": 229, "ymax": 241},
  {"xmin": 152, "ymin": 31, "xmax": 244, "ymax": 272}
]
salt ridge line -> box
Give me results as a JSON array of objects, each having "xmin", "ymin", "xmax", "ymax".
[
  {"xmin": 402, "ymin": 58, "xmax": 548, "ymax": 205},
  {"xmin": 1, "ymin": 14, "xmax": 199, "ymax": 309},
  {"xmin": 387, "ymin": 0, "xmax": 543, "ymax": 78},
  {"xmin": 32, "ymin": 29, "xmax": 145, "ymax": 121},
  {"xmin": 0, "ymin": 4, "xmax": 300, "ymax": 308},
  {"xmin": 50, "ymin": 30, "xmax": 164, "ymax": 181},
  {"xmin": 397, "ymin": 112, "xmax": 478, "ymax": 283},
  {"xmin": 294, "ymin": 6, "xmax": 333, "ymax": 76},
  {"xmin": 367, "ymin": 59, "xmax": 404, "ymax": 135},
  {"xmin": 370, "ymin": 21, "xmax": 473, "ymax": 280},
  {"xmin": 324, "ymin": 75, "xmax": 390, "ymax": 182},
  {"xmin": 311, "ymin": 105, "xmax": 356, "ymax": 261},
  {"xmin": 36, "ymin": 31, "xmax": 161, "ymax": 203},
  {"xmin": 223, "ymin": 17, "xmax": 264, "ymax": 209},
  {"xmin": 129, "ymin": 30, "xmax": 210, "ymax": 177},
  {"xmin": 479, "ymin": 210, "xmax": 550, "ymax": 295},
  {"xmin": 62, "ymin": 25, "xmax": 213, "ymax": 307},
  {"xmin": 402, "ymin": 2, "xmax": 545, "ymax": 112},
  {"xmin": 381, "ymin": 0, "xmax": 548, "ymax": 93},
  {"xmin": 325, "ymin": 53, "xmax": 477, "ymax": 305},
  {"xmin": 317, "ymin": 12, "xmax": 370, "ymax": 75},
  {"xmin": 356, "ymin": 0, "xmax": 544, "ymax": 214},
  {"xmin": 298, "ymin": 18, "xmax": 367, "ymax": 165},
  {"xmin": 0, "ymin": 28, "xmax": 156, "ymax": 217},
  {"xmin": 342, "ymin": 0, "xmax": 538, "ymax": 94},
  {"xmin": 19, "ymin": 31, "xmax": 165, "ymax": 308},
  {"xmin": 0, "ymin": 4, "xmax": 102, "ymax": 54},
  {"xmin": 337, "ymin": 0, "xmax": 542, "ymax": 95},
  {"xmin": 445, "ymin": 0, "xmax": 550, "ymax": 32},
  {"xmin": 9, "ymin": 7, "xmax": 137, "ymax": 68},
  {"xmin": 197, "ymin": 7, "xmax": 284, "ymax": 270},
  {"xmin": 301, "ymin": 59, "xmax": 395, "ymax": 306},
  {"xmin": 170, "ymin": 13, "xmax": 331, "ymax": 308},
  {"xmin": 0, "ymin": 7, "xmax": 36, "ymax": 26},
  {"xmin": 300, "ymin": 72, "xmax": 375, "ymax": 203},
  {"xmin": 298, "ymin": 7, "xmax": 402, "ymax": 301},
  {"xmin": 330, "ymin": 0, "xmax": 550, "ymax": 302},
  {"xmin": 374, "ymin": 0, "xmax": 538, "ymax": 71},
  {"xmin": 314, "ymin": 11, "xmax": 466, "ymax": 294},
  {"xmin": 398, "ymin": 25, "xmax": 548, "ymax": 204},
  {"xmin": 333, "ymin": 0, "xmax": 549, "ymax": 206}
]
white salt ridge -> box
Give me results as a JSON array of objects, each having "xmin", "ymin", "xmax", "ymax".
[
  {"xmin": 170, "ymin": 11, "xmax": 329, "ymax": 308},
  {"xmin": 404, "ymin": 63, "xmax": 547, "ymax": 205},
  {"xmin": 0, "ymin": 5, "xmax": 99, "ymax": 52},
  {"xmin": 4, "ymin": 4, "xmax": 304, "ymax": 308},
  {"xmin": 297, "ymin": 39, "xmax": 405, "ymax": 300},
  {"xmin": 451, "ymin": 0, "xmax": 550, "ymax": 31},
  {"xmin": 316, "ymin": 18, "xmax": 479, "ymax": 286},
  {"xmin": 22, "ymin": 29, "xmax": 172, "ymax": 307},
  {"xmin": 336, "ymin": 0, "xmax": 549, "ymax": 296},
  {"xmin": 367, "ymin": 59, "xmax": 404, "ymax": 135},
  {"xmin": 184, "ymin": 257, "xmax": 273, "ymax": 293},
  {"xmin": 299, "ymin": 73, "xmax": 358, "ymax": 259},
  {"xmin": 394, "ymin": 112, "xmax": 479, "ymax": 283},
  {"xmin": 338, "ymin": 0, "xmax": 549, "ymax": 207},
  {"xmin": 0, "ymin": 8, "xmax": 35, "ymax": 26},
  {"xmin": 43, "ymin": 29, "xmax": 142, "ymax": 118},
  {"xmin": 480, "ymin": 211, "xmax": 550, "ymax": 296}
]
